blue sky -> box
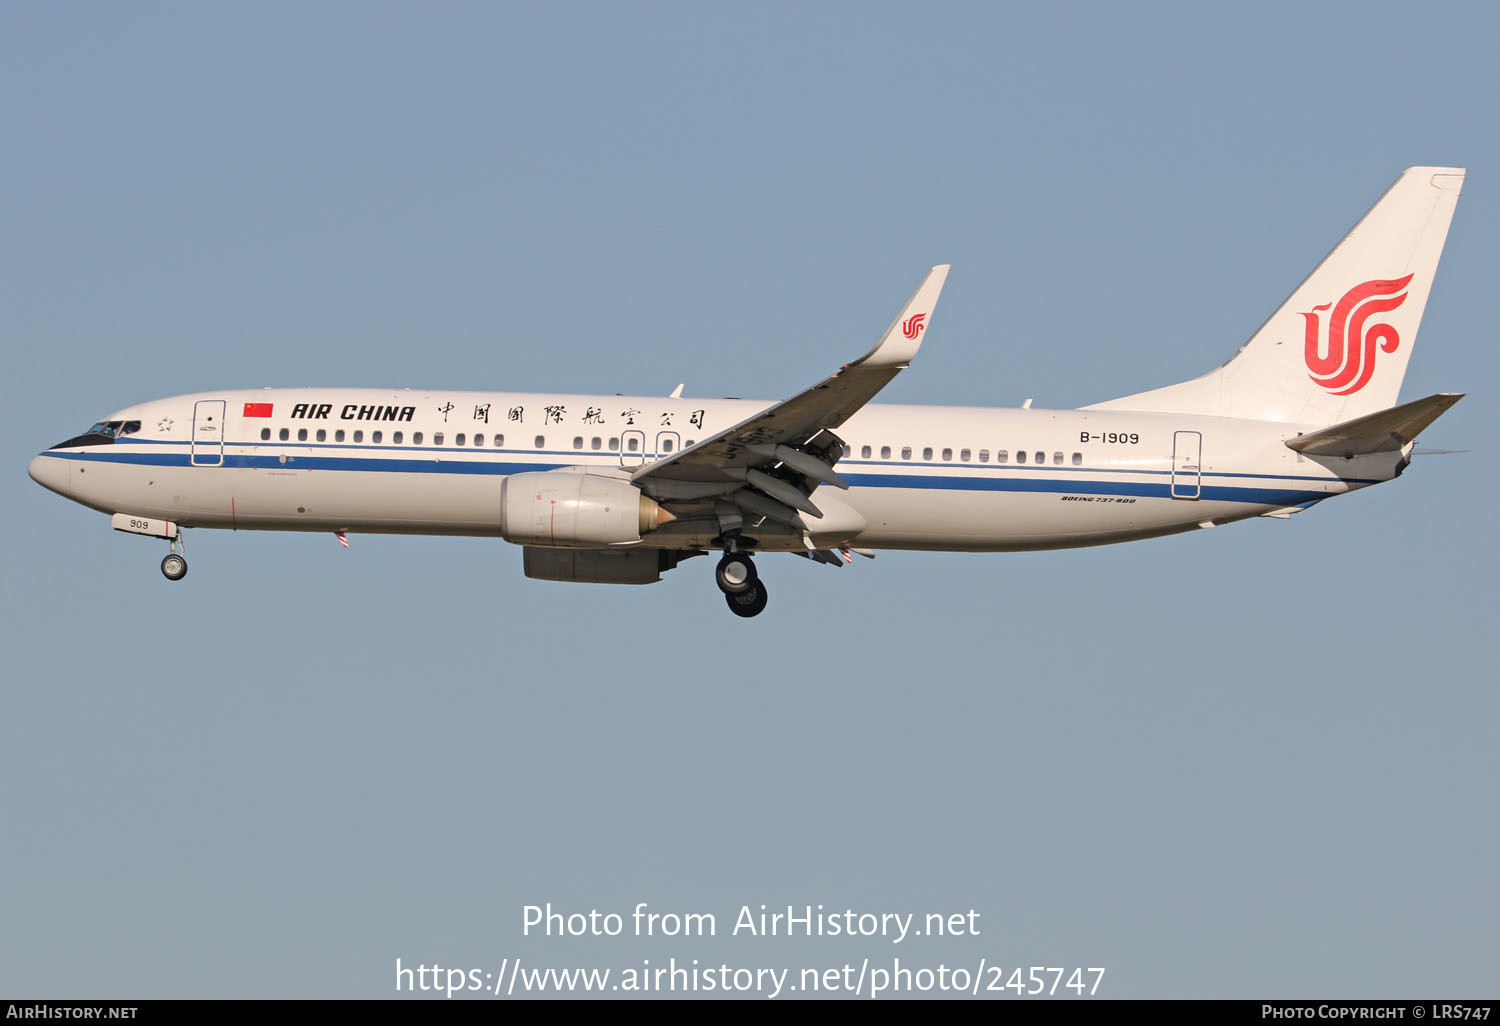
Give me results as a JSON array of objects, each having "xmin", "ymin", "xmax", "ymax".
[{"xmin": 2, "ymin": 1, "xmax": 1495, "ymax": 999}]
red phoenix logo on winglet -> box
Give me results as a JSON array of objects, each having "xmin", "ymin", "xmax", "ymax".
[
  {"xmin": 902, "ymin": 313, "xmax": 927, "ymax": 340},
  {"xmin": 1302, "ymin": 275, "xmax": 1413, "ymax": 395}
]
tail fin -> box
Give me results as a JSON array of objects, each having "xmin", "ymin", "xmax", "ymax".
[{"xmin": 1086, "ymin": 167, "xmax": 1465, "ymax": 425}]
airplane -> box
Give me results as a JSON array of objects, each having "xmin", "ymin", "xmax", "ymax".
[{"xmin": 27, "ymin": 166, "xmax": 1466, "ymax": 618}]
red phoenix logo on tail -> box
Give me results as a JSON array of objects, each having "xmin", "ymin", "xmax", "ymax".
[
  {"xmin": 1302, "ymin": 275, "xmax": 1413, "ymax": 395},
  {"xmin": 902, "ymin": 313, "xmax": 927, "ymax": 340}
]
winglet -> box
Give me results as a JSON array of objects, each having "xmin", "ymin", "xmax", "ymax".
[{"xmin": 854, "ymin": 264, "xmax": 950, "ymax": 370}]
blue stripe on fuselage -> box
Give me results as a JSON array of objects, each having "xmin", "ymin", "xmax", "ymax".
[{"xmin": 42, "ymin": 447, "xmax": 1337, "ymax": 507}]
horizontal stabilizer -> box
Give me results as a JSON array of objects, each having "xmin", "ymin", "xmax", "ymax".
[{"xmin": 1286, "ymin": 392, "xmax": 1463, "ymax": 458}]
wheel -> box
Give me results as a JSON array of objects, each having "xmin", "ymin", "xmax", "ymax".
[
  {"xmin": 725, "ymin": 580, "xmax": 768, "ymax": 618},
  {"xmin": 161, "ymin": 553, "xmax": 188, "ymax": 581},
  {"xmin": 715, "ymin": 553, "xmax": 757, "ymax": 594}
]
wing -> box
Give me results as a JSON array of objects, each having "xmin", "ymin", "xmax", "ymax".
[{"xmin": 633, "ymin": 265, "xmax": 949, "ymax": 533}]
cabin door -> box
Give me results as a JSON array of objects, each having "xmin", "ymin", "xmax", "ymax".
[
  {"xmin": 1170, "ymin": 430, "xmax": 1201, "ymax": 499},
  {"xmin": 190, "ymin": 400, "xmax": 226, "ymax": 467}
]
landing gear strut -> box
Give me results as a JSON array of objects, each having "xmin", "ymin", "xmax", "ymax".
[
  {"xmin": 714, "ymin": 538, "xmax": 766, "ymax": 617},
  {"xmin": 160, "ymin": 534, "xmax": 187, "ymax": 581}
]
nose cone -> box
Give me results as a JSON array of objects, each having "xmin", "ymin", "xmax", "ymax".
[{"xmin": 28, "ymin": 454, "xmax": 71, "ymax": 497}]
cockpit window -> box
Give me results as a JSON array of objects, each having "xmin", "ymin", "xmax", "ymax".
[{"xmin": 82, "ymin": 420, "xmax": 141, "ymax": 437}]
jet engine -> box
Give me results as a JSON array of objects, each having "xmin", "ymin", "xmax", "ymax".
[{"xmin": 500, "ymin": 471, "xmax": 671, "ymax": 546}]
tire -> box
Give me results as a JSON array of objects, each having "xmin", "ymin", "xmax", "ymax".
[
  {"xmin": 725, "ymin": 581, "xmax": 768, "ymax": 618},
  {"xmin": 161, "ymin": 554, "xmax": 188, "ymax": 581},
  {"xmin": 715, "ymin": 553, "xmax": 757, "ymax": 594}
]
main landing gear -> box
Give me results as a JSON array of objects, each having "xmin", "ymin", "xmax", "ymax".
[
  {"xmin": 160, "ymin": 535, "xmax": 187, "ymax": 581},
  {"xmin": 715, "ymin": 542, "xmax": 767, "ymax": 618}
]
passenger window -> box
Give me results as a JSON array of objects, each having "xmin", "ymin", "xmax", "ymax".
[
  {"xmin": 608, "ymin": 437, "xmax": 619, "ymax": 451},
  {"xmin": 316, "ymin": 429, "xmax": 326, "ymax": 442},
  {"xmin": 279, "ymin": 428, "xmax": 289, "ymax": 441},
  {"xmin": 1072, "ymin": 452, "xmax": 1083, "ymax": 466},
  {"xmin": 335, "ymin": 429, "xmax": 345, "ymax": 442},
  {"xmin": 432, "ymin": 432, "xmax": 442, "ymax": 445},
  {"xmin": 413, "ymin": 432, "xmax": 423, "ymax": 444},
  {"xmin": 960, "ymin": 448, "xmax": 971, "ymax": 462},
  {"xmin": 1035, "ymin": 451, "xmax": 1044, "ymax": 464},
  {"xmin": 573, "ymin": 436, "xmax": 583, "ymax": 449},
  {"xmin": 354, "ymin": 430, "xmax": 364, "ymax": 443},
  {"xmin": 372, "ymin": 430, "xmax": 382, "ymax": 444},
  {"xmin": 997, "ymin": 450, "xmax": 1008, "ymax": 463},
  {"xmin": 942, "ymin": 448, "xmax": 952, "ymax": 461},
  {"xmin": 394, "ymin": 431, "xmax": 404, "ymax": 444},
  {"xmin": 842, "ymin": 445, "xmax": 852, "ymax": 457},
  {"xmin": 686, "ymin": 440, "xmax": 695, "ymax": 447},
  {"xmin": 474, "ymin": 434, "xmax": 483, "ymax": 447},
  {"xmin": 661, "ymin": 438, "xmax": 674, "ymax": 452},
  {"xmin": 979, "ymin": 449, "xmax": 989, "ymax": 463},
  {"xmin": 627, "ymin": 437, "xmax": 639, "ymax": 452},
  {"xmin": 922, "ymin": 447, "xmax": 933, "ymax": 461},
  {"xmin": 260, "ymin": 428, "xmax": 270, "ymax": 441},
  {"xmin": 1017, "ymin": 450, "xmax": 1027, "ymax": 464},
  {"xmin": 494, "ymin": 434, "xmax": 504, "ymax": 447},
  {"xmin": 297, "ymin": 428, "xmax": 308, "ymax": 442},
  {"xmin": 456, "ymin": 433, "xmax": 466, "ymax": 446},
  {"xmin": 901, "ymin": 447, "xmax": 912, "ymax": 460},
  {"xmin": 535, "ymin": 435, "xmax": 545, "ymax": 448},
  {"xmin": 590, "ymin": 437, "xmax": 601, "ymax": 450},
  {"xmin": 1053, "ymin": 451, "xmax": 1063, "ymax": 465},
  {"xmin": 861, "ymin": 445, "xmax": 872, "ymax": 458},
  {"xmin": 881, "ymin": 445, "xmax": 892, "ymax": 459}
]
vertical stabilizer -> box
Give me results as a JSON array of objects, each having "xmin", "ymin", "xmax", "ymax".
[{"xmin": 1085, "ymin": 167, "xmax": 1464, "ymax": 425}]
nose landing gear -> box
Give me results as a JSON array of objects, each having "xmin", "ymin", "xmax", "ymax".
[{"xmin": 160, "ymin": 535, "xmax": 187, "ymax": 581}]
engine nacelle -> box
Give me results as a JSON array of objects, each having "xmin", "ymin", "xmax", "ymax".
[
  {"xmin": 523, "ymin": 547, "xmax": 686, "ymax": 585},
  {"xmin": 500, "ymin": 471, "xmax": 669, "ymax": 546}
]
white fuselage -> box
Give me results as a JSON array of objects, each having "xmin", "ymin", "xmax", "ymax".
[{"xmin": 28, "ymin": 388, "xmax": 1404, "ymax": 552}]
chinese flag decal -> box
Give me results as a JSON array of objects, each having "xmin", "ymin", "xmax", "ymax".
[{"xmin": 243, "ymin": 403, "xmax": 274, "ymax": 417}]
